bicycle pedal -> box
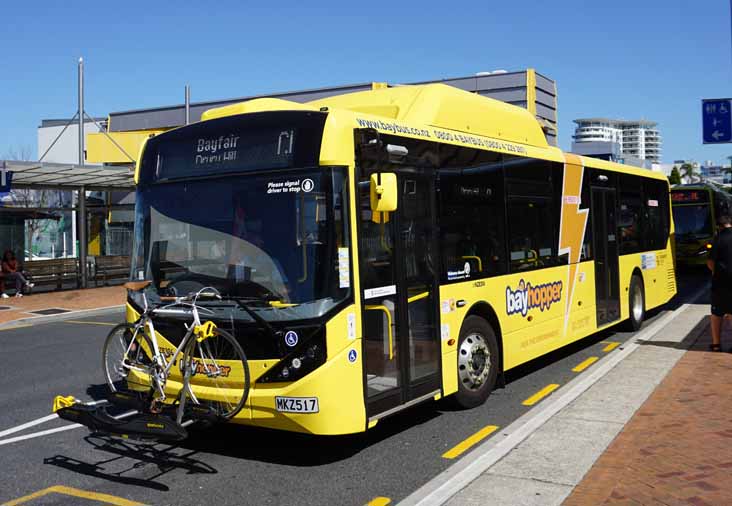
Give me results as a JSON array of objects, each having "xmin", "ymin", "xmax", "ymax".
[
  {"xmin": 157, "ymin": 403, "xmax": 220, "ymax": 425},
  {"xmin": 107, "ymin": 391, "xmax": 149, "ymax": 411},
  {"xmin": 184, "ymin": 404, "xmax": 221, "ymax": 424}
]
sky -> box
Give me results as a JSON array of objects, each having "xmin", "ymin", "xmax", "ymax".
[{"xmin": 1, "ymin": 0, "xmax": 731, "ymax": 165}]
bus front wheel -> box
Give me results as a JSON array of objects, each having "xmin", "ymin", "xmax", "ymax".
[
  {"xmin": 454, "ymin": 316, "xmax": 499, "ymax": 409},
  {"xmin": 624, "ymin": 274, "xmax": 645, "ymax": 331}
]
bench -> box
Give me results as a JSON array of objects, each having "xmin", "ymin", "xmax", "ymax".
[
  {"xmin": 23, "ymin": 258, "xmax": 81, "ymax": 291},
  {"xmin": 92, "ymin": 255, "xmax": 131, "ymax": 286}
]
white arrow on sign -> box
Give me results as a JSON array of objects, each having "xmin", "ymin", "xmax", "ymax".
[{"xmin": 712, "ymin": 130, "xmax": 727, "ymax": 140}]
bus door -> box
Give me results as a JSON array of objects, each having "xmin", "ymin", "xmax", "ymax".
[
  {"xmin": 358, "ymin": 169, "xmax": 441, "ymax": 418},
  {"xmin": 591, "ymin": 187, "xmax": 621, "ymax": 325}
]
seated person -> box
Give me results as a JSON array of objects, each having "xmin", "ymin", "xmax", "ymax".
[{"xmin": 1, "ymin": 250, "xmax": 34, "ymax": 298}]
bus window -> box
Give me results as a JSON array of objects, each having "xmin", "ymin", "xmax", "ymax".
[
  {"xmin": 643, "ymin": 179, "xmax": 669, "ymax": 250},
  {"xmin": 507, "ymin": 197, "xmax": 555, "ymax": 271},
  {"xmin": 672, "ymin": 203, "xmax": 713, "ymax": 240},
  {"xmin": 505, "ymin": 157, "xmax": 557, "ymax": 272},
  {"xmin": 438, "ymin": 149, "xmax": 506, "ymax": 281},
  {"xmin": 619, "ymin": 175, "xmax": 643, "ymax": 254},
  {"xmin": 581, "ymin": 172, "xmax": 593, "ymax": 260}
]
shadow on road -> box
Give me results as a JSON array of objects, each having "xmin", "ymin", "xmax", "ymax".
[
  {"xmin": 44, "ymin": 434, "xmax": 217, "ymax": 491},
  {"xmin": 180, "ymin": 399, "xmax": 443, "ymax": 465}
]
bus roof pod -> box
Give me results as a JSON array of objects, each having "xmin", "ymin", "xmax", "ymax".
[
  {"xmin": 307, "ymin": 83, "xmax": 550, "ymax": 148},
  {"xmin": 201, "ymin": 97, "xmax": 319, "ymax": 121}
]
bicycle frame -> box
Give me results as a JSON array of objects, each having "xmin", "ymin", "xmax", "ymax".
[{"xmin": 124, "ymin": 288, "xmax": 215, "ymax": 424}]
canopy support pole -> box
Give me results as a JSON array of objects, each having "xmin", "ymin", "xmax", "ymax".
[{"xmin": 77, "ymin": 185, "xmax": 88, "ymax": 288}]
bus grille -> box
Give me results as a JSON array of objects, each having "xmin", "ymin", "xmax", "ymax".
[{"xmin": 667, "ymin": 268, "xmax": 676, "ymax": 292}]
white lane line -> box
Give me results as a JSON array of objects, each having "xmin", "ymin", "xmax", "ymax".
[
  {"xmin": 0, "ymin": 423, "xmax": 84, "ymax": 446},
  {"xmin": 0, "ymin": 409, "xmax": 137, "ymax": 447},
  {"xmin": 0, "ymin": 414, "xmax": 59, "ymax": 439},
  {"xmin": 0, "ymin": 400, "xmax": 108, "ymax": 439}
]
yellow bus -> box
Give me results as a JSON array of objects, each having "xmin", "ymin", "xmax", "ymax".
[
  {"xmin": 671, "ymin": 183, "xmax": 732, "ymax": 266},
  {"xmin": 128, "ymin": 83, "xmax": 676, "ymax": 435}
]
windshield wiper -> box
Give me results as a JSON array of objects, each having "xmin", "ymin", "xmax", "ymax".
[{"xmin": 216, "ymin": 295, "xmax": 281, "ymax": 341}]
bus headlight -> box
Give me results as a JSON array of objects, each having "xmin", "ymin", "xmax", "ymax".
[{"xmin": 259, "ymin": 330, "xmax": 327, "ymax": 383}]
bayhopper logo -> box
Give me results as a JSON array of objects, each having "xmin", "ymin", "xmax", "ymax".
[{"xmin": 506, "ymin": 279, "xmax": 563, "ymax": 317}]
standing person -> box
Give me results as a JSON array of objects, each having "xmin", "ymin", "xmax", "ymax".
[
  {"xmin": 1, "ymin": 250, "xmax": 33, "ymax": 298},
  {"xmin": 707, "ymin": 215, "xmax": 732, "ymax": 351}
]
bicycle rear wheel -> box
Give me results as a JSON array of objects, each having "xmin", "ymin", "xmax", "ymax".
[
  {"xmin": 102, "ymin": 323, "xmax": 154, "ymax": 394},
  {"xmin": 183, "ymin": 327, "xmax": 249, "ymax": 419}
]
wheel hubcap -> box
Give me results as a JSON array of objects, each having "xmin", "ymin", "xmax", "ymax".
[{"xmin": 458, "ymin": 333, "xmax": 491, "ymax": 390}]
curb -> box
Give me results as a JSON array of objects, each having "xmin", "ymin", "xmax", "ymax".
[
  {"xmin": 399, "ymin": 283, "xmax": 709, "ymax": 506},
  {"xmin": 0, "ymin": 305, "xmax": 125, "ymax": 329}
]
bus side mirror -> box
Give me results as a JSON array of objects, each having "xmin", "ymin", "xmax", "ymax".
[{"xmin": 370, "ymin": 173, "xmax": 398, "ymax": 212}]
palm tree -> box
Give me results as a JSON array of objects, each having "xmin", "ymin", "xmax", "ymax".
[{"xmin": 680, "ymin": 163, "xmax": 697, "ymax": 183}]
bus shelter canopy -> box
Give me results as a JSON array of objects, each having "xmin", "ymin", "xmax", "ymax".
[{"xmin": 1, "ymin": 160, "xmax": 135, "ymax": 191}]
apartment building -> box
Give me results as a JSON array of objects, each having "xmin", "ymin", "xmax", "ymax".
[{"xmin": 573, "ymin": 118, "xmax": 662, "ymax": 163}]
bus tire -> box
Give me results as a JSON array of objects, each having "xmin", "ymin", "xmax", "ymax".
[
  {"xmin": 624, "ymin": 274, "xmax": 645, "ymax": 332},
  {"xmin": 454, "ymin": 316, "xmax": 499, "ymax": 409}
]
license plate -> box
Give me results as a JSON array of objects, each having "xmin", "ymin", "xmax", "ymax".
[{"xmin": 275, "ymin": 396, "xmax": 319, "ymax": 413}]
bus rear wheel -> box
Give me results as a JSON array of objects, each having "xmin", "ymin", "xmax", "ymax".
[
  {"xmin": 624, "ymin": 274, "xmax": 645, "ymax": 331},
  {"xmin": 454, "ymin": 316, "xmax": 499, "ymax": 409}
]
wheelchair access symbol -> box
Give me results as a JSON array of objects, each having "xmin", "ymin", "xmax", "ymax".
[
  {"xmin": 284, "ymin": 331, "xmax": 299, "ymax": 347},
  {"xmin": 348, "ymin": 349, "xmax": 358, "ymax": 363}
]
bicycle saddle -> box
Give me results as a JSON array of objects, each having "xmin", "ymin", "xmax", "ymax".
[{"xmin": 124, "ymin": 280, "xmax": 152, "ymax": 291}]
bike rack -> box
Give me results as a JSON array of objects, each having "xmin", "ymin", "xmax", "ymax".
[{"xmin": 52, "ymin": 392, "xmax": 219, "ymax": 442}]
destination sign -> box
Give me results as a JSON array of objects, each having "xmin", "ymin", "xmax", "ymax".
[
  {"xmin": 155, "ymin": 127, "xmax": 296, "ymax": 180},
  {"xmin": 671, "ymin": 190, "xmax": 709, "ymax": 203},
  {"xmin": 138, "ymin": 111, "xmax": 327, "ymax": 183}
]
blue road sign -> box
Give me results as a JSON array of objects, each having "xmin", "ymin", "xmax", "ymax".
[{"xmin": 702, "ymin": 98, "xmax": 732, "ymax": 144}]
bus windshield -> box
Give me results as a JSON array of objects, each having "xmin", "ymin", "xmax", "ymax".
[
  {"xmin": 130, "ymin": 167, "xmax": 351, "ymax": 321},
  {"xmin": 672, "ymin": 204, "xmax": 713, "ymax": 240}
]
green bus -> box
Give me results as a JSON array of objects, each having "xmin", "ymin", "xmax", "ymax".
[{"xmin": 671, "ymin": 183, "xmax": 732, "ymax": 266}]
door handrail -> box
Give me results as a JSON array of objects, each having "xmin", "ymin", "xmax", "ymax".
[{"xmin": 364, "ymin": 304, "xmax": 394, "ymax": 360}]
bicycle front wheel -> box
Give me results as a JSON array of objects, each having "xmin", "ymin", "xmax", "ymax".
[
  {"xmin": 102, "ymin": 323, "xmax": 154, "ymax": 394},
  {"xmin": 183, "ymin": 327, "xmax": 250, "ymax": 420}
]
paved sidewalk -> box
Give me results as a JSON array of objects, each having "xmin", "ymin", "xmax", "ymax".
[
  {"xmin": 563, "ymin": 317, "xmax": 732, "ymax": 506},
  {"xmin": 402, "ymin": 302, "xmax": 714, "ymax": 506},
  {"xmin": 0, "ymin": 285, "xmax": 125, "ymax": 325}
]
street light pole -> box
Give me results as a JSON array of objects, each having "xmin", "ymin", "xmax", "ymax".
[
  {"xmin": 185, "ymin": 85, "xmax": 191, "ymax": 125},
  {"xmin": 78, "ymin": 57, "xmax": 84, "ymax": 168},
  {"xmin": 77, "ymin": 57, "xmax": 88, "ymax": 288}
]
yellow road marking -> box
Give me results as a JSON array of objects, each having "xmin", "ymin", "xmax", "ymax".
[
  {"xmin": 63, "ymin": 320, "xmax": 118, "ymax": 326},
  {"xmin": 366, "ymin": 497, "xmax": 392, "ymax": 506},
  {"xmin": 3, "ymin": 485, "xmax": 144, "ymax": 506},
  {"xmin": 602, "ymin": 342, "xmax": 620, "ymax": 352},
  {"xmin": 442, "ymin": 425, "xmax": 499, "ymax": 459},
  {"xmin": 0, "ymin": 324, "xmax": 32, "ymax": 331},
  {"xmin": 572, "ymin": 356, "xmax": 599, "ymax": 372},
  {"xmin": 522, "ymin": 384, "xmax": 560, "ymax": 406}
]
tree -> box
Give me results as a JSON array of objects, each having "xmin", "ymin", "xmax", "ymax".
[
  {"xmin": 668, "ymin": 166, "xmax": 682, "ymax": 185},
  {"xmin": 680, "ymin": 163, "xmax": 697, "ymax": 183}
]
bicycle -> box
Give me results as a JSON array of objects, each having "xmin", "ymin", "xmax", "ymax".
[{"xmin": 102, "ymin": 280, "xmax": 250, "ymax": 427}]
